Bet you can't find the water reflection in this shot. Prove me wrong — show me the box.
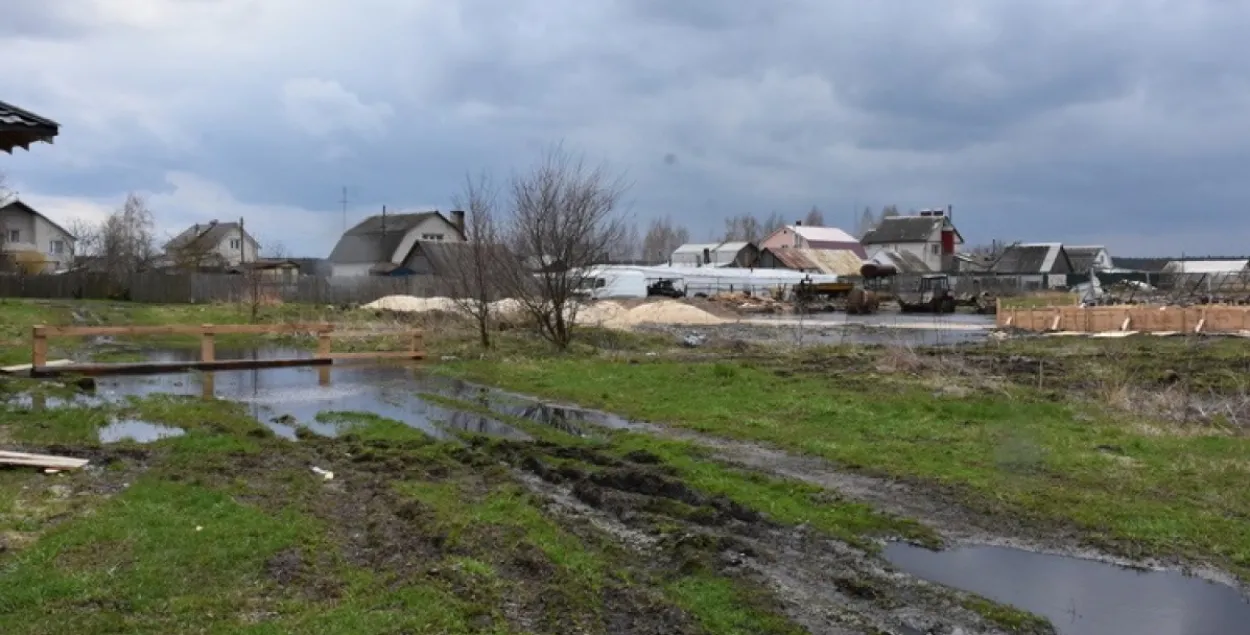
[99,420,185,444]
[885,543,1250,635]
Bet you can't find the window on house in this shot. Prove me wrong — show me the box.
[930,243,940,255]
[6,229,18,243]
[229,239,241,249]
[422,233,444,241]
[50,240,65,255]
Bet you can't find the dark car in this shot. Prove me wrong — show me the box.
[647,279,685,298]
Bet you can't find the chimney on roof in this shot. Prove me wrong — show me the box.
[450,210,465,236]
[795,220,803,226]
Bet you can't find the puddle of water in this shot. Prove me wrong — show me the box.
[85,347,528,441]
[885,543,1250,635]
[99,419,186,444]
[418,375,640,435]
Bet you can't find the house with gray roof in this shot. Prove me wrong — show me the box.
[859,211,963,272]
[0,100,59,154]
[0,199,76,272]
[1064,245,1113,273]
[989,242,1074,289]
[163,220,259,269]
[328,210,466,277]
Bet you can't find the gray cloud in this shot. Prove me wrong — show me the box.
[3,0,1250,256]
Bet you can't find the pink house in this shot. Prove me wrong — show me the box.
[758,224,867,259]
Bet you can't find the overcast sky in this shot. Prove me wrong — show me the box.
[3,0,1248,257]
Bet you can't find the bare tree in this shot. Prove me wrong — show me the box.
[64,218,101,266]
[610,219,641,262]
[0,172,10,270]
[857,206,876,238]
[263,241,290,259]
[499,144,628,350]
[724,212,786,242]
[804,206,825,227]
[641,216,690,263]
[100,193,156,278]
[447,172,503,349]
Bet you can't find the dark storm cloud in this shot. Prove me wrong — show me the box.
[6,0,1250,255]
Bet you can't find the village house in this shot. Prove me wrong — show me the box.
[328,210,466,277]
[163,220,260,269]
[669,241,758,268]
[1065,246,1114,273]
[859,210,962,272]
[0,199,76,273]
[989,242,1074,289]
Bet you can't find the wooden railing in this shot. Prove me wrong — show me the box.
[30,323,424,376]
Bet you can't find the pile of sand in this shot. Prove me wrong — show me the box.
[362,295,723,330]
[624,300,724,326]
[362,295,459,313]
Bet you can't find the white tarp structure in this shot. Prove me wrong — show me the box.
[579,264,839,298]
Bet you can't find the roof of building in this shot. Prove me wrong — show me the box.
[1162,259,1249,274]
[862,215,964,245]
[165,221,252,254]
[790,225,859,243]
[0,198,75,239]
[672,241,751,255]
[868,249,931,274]
[0,100,59,153]
[764,247,863,276]
[1064,246,1107,273]
[990,243,1071,274]
[1112,257,1171,273]
[328,211,458,264]
[402,240,524,278]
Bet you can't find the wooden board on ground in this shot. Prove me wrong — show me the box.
[1,359,73,375]
[0,450,89,470]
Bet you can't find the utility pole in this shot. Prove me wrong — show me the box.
[340,186,349,232]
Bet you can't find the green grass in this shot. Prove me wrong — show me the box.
[315,410,431,442]
[668,574,806,635]
[448,355,1250,575]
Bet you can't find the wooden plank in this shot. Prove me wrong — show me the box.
[317,333,332,359]
[31,357,333,378]
[1,359,73,374]
[326,330,424,339]
[0,451,89,469]
[37,323,334,337]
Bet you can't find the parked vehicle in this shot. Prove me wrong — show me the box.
[897,274,957,313]
[573,269,648,300]
[646,278,685,298]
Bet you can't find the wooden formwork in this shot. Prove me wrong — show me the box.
[995,301,1250,334]
[29,323,424,376]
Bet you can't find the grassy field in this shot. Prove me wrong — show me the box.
[449,337,1250,577]
[5,297,1248,632]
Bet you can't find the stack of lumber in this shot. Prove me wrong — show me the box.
[0,450,89,470]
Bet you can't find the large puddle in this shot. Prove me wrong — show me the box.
[885,543,1250,635]
[34,347,533,442]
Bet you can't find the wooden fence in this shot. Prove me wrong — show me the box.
[0,272,449,305]
[996,302,1250,334]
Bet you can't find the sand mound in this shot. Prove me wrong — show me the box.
[625,300,724,326]
[362,295,723,330]
[363,295,459,313]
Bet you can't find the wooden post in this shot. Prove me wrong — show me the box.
[317,332,332,359]
[201,372,215,399]
[318,366,331,386]
[200,325,215,362]
[410,330,421,356]
[31,326,47,370]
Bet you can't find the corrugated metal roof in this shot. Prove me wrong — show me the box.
[0,100,60,153]
[765,248,864,276]
[403,240,524,277]
[861,217,942,244]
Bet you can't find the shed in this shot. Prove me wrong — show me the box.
[670,241,758,267]
[758,247,863,276]
[989,243,1073,275]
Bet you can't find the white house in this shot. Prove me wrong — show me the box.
[0,198,76,272]
[859,211,963,272]
[328,210,466,277]
[163,220,260,269]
